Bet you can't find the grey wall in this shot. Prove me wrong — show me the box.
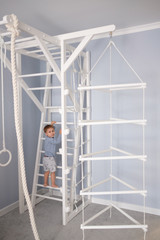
[86,28,160,210]
[0,65,18,209]
[0,55,41,209]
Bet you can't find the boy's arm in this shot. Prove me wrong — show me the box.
[55,134,61,144]
[54,129,62,144]
[51,121,61,144]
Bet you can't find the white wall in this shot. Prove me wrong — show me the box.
[86,28,160,211]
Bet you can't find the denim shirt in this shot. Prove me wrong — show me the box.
[44,134,61,157]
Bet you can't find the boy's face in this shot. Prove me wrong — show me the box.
[45,127,55,138]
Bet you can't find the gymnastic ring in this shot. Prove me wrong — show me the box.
[0,148,12,167]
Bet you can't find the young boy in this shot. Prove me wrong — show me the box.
[43,121,61,188]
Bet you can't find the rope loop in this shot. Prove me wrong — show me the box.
[0,148,12,167]
[0,36,6,68]
[0,32,12,167]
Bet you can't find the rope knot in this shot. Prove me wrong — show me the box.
[6,14,19,37]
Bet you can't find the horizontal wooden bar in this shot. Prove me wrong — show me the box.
[81,224,148,230]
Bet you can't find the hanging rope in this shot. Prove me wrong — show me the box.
[0,36,12,167]
[87,38,143,84]
[6,14,40,240]
[110,41,143,83]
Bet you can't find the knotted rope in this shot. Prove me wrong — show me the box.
[6,14,40,240]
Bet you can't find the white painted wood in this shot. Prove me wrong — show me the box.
[81,190,147,196]
[57,22,160,44]
[16,53,25,214]
[79,119,146,126]
[4,54,44,112]
[81,224,147,230]
[58,24,116,41]
[64,35,93,72]
[31,63,52,207]
[78,83,146,91]
[5,15,60,46]
[36,37,61,81]
[61,39,68,225]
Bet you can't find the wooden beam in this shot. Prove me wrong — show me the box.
[36,37,61,81]
[64,35,92,72]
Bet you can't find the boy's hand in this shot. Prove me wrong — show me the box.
[59,129,62,134]
[51,121,56,125]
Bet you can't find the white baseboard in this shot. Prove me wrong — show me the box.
[92,197,160,216]
[0,201,19,217]
[1,197,160,218]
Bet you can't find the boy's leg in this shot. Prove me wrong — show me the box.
[44,171,50,186]
[51,171,58,188]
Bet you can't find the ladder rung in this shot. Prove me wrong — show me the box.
[28,46,60,54]
[18,71,56,78]
[79,119,146,126]
[45,106,76,113]
[38,163,62,169]
[36,184,61,190]
[57,166,62,169]
[35,194,62,201]
[41,138,74,142]
[44,107,61,112]
[43,121,74,125]
[40,150,61,154]
[37,174,71,181]
[57,152,73,156]
[78,83,146,91]
[28,86,61,91]
[41,150,73,156]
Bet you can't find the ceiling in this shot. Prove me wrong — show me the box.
[1,0,160,36]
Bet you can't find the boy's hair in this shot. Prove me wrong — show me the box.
[43,124,55,133]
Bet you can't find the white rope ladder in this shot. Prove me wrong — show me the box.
[79,38,147,239]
